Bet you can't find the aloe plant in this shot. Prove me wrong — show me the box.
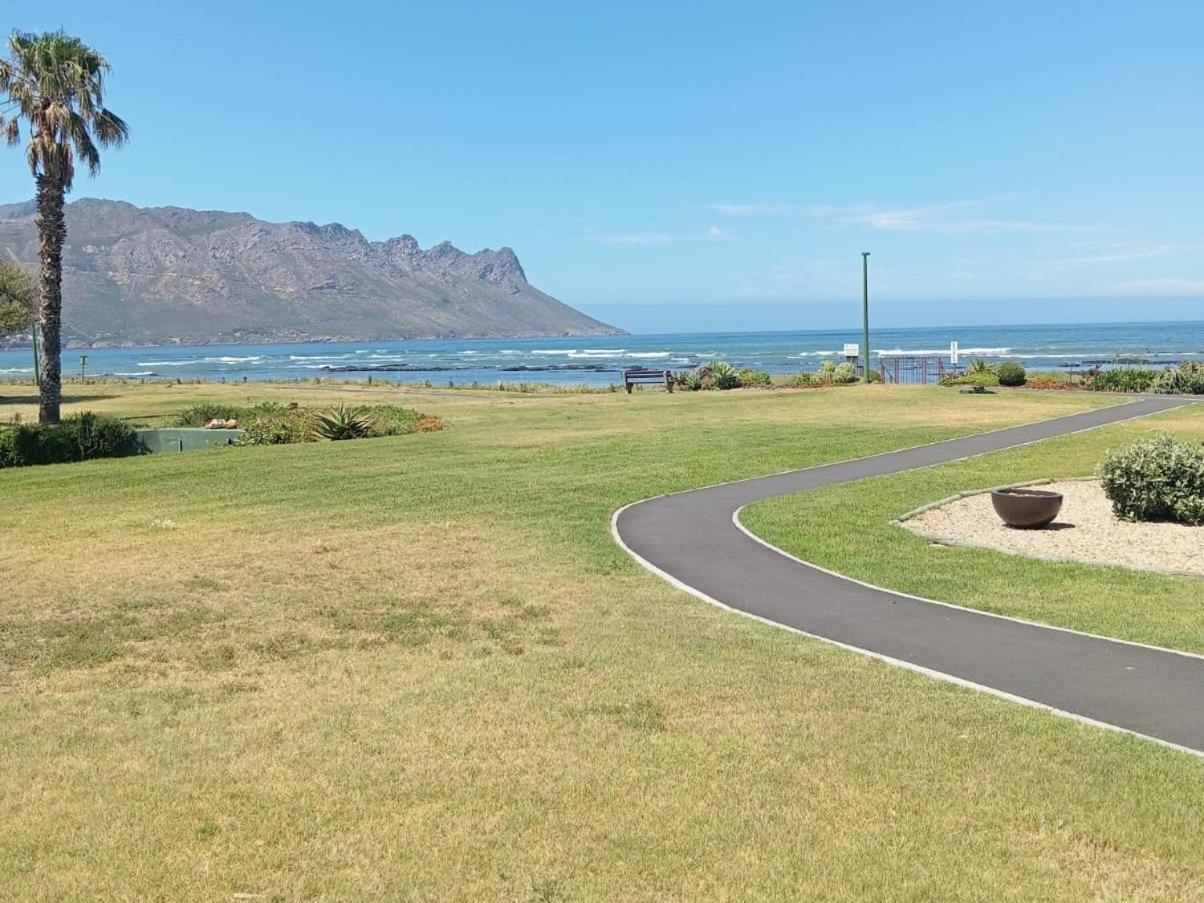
[709,361,740,389]
[311,404,375,441]
[967,358,995,375]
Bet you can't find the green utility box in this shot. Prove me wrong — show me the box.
[136,428,243,454]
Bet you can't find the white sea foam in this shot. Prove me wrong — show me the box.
[208,355,263,363]
[874,347,1011,356]
[0,366,32,373]
[113,371,157,377]
[628,352,672,358]
[139,360,200,367]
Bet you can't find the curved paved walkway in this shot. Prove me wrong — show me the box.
[613,397,1204,756]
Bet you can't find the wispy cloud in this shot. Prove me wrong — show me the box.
[1103,277,1204,297]
[592,232,674,246]
[706,198,1092,234]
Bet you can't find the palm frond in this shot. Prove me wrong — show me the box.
[0,29,126,187]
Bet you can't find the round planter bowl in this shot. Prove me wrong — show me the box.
[991,487,1063,529]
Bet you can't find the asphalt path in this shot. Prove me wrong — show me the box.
[613,397,1203,755]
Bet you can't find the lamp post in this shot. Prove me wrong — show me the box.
[861,252,871,383]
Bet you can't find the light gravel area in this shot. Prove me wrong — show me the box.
[902,479,1204,577]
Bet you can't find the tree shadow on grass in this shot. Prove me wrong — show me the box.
[0,393,113,406]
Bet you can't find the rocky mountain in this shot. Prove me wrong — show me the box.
[0,198,621,346]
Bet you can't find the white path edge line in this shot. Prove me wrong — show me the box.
[610,398,1204,759]
[732,512,1204,664]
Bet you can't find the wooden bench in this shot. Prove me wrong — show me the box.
[622,368,674,393]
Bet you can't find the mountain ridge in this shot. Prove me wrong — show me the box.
[0,198,622,347]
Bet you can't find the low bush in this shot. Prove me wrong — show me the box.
[940,372,1000,388]
[966,358,996,375]
[311,404,376,441]
[357,405,431,436]
[1151,361,1204,395]
[1090,368,1157,393]
[0,413,140,468]
[792,371,815,388]
[709,361,741,390]
[737,368,772,387]
[831,362,858,384]
[1024,370,1074,390]
[679,370,703,391]
[995,361,1026,387]
[236,408,313,446]
[1099,434,1204,525]
[175,403,252,427]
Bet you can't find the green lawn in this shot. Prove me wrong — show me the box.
[742,401,1204,654]
[2,382,1202,901]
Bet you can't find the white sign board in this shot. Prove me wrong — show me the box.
[842,343,860,358]
[950,341,959,365]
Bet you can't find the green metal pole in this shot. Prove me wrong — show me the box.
[861,252,871,383]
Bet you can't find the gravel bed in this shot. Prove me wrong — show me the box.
[901,479,1204,577]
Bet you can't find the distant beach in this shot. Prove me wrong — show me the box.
[2,321,1202,387]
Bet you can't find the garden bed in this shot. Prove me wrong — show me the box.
[899,479,1204,578]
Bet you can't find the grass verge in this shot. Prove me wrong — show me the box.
[742,402,1204,653]
[2,383,1202,900]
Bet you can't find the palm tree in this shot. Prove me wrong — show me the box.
[0,31,127,423]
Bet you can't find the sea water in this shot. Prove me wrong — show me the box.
[1,321,1201,387]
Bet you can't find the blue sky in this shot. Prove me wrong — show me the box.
[2,1,1203,332]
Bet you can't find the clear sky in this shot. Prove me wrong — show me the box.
[2,1,1202,332]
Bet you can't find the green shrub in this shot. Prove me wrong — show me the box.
[236,409,314,446]
[966,358,996,375]
[996,362,1026,387]
[940,373,1000,388]
[358,405,427,437]
[831,362,858,384]
[311,405,376,441]
[0,413,139,468]
[1150,361,1204,395]
[1098,434,1204,525]
[792,371,815,388]
[866,369,880,384]
[737,368,771,387]
[174,403,249,427]
[679,371,703,391]
[1090,368,1157,393]
[709,361,740,390]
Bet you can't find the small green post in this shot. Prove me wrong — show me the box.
[80,354,88,384]
[861,252,871,383]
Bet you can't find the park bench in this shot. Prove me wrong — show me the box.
[622,368,674,393]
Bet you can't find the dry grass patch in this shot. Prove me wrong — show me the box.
[3,383,1201,900]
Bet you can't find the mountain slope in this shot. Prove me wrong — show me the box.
[0,199,622,346]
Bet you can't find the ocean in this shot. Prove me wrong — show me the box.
[1,321,1202,387]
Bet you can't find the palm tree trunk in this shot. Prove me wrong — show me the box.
[35,175,65,425]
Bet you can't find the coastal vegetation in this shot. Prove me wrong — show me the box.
[1099,433,1204,525]
[0,31,128,423]
[0,260,34,336]
[0,398,441,466]
[3,382,1202,899]
[0,411,137,467]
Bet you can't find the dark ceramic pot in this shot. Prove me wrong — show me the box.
[990,487,1063,529]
